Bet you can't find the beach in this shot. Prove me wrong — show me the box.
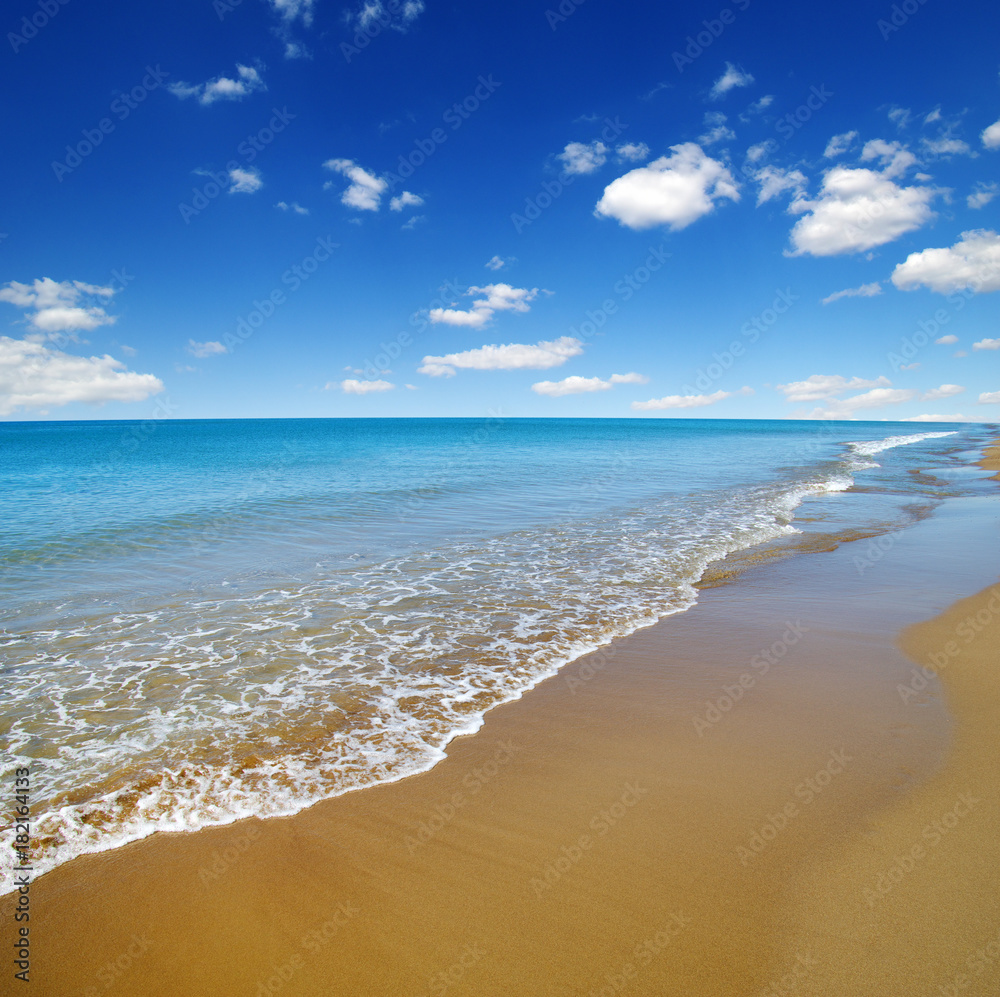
[3,436,998,996]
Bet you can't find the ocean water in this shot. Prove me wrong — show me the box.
[1,417,994,887]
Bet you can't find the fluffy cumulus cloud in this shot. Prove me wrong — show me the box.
[389,191,424,211]
[821,282,882,305]
[616,142,650,162]
[980,390,1000,403]
[891,230,1000,294]
[418,336,582,377]
[710,63,754,100]
[973,338,1000,350]
[594,143,739,231]
[348,0,425,32]
[981,117,1000,150]
[787,148,937,257]
[187,339,228,358]
[967,182,998,210]
[333,378,395,394]
[558,141,608,175]
[698,112,735,146]
[631,387,752,411]
[169,64,266,105]
[823,131,858,158]
[936,334,958,345]
[755,166,807,205]
[774,373,957,418]
[0,277,117,334]
[0,337,163,415]
[323,158,387,211]
[921,384,965,400]
[776,374,891,403]
[229,166,263,193]
[429,284,540,329]
[485,255,514,271]
[275,200,309,214]
[531,372,648,397]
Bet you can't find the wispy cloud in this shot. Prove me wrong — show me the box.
[169,64,266,105]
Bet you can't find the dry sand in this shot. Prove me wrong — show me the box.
[3,448,998,997]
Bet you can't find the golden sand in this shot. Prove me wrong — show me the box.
[2,447,997,997]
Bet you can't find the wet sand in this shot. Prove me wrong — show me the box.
[3,452,999,996]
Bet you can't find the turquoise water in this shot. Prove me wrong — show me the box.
[0,417,993,885]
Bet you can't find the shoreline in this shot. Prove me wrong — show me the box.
[3,445,997,994]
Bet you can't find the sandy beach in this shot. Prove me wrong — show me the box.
[3,445,999,997]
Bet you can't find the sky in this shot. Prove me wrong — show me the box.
[1,0,999,422]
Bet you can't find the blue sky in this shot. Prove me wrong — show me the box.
[1,0,999,421]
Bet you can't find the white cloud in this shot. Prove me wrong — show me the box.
[334,378,395,394]
[921,384,964,400]
[429,283,540,329]
[400,215,424,230]
[187,339,228,358]
[924,109,942,125]
[558,141,608,175]
[418,336,582,377]
[348,0,424,32]
[229,166,263,193]
[755,166,807,205]
[699,112,735,146]
[616,142,650,162]
[745,141,772,164]
[323,158,387,211]
[485,255,514,271]
[120,344,137,357]
[980,390,1000,403]
[776,374,891,403]
[821,282,882,305]
[859,139,917,178]
[531,372,648,397]
[631,387,752,411]
[981,118,1000,150]
[275,200,309,214]
[808,387,917,419]
[270,0,315,23]
[0,336,162,415]
[888,106,912,130]
[710,63,754,100]
[389,191,424,211]
[742,95,773,117]
[891,230,1000,294]
[968,182,998,209]
[824,131,858,158]
[973,338,1000,350]
[595,143,739,231]
[787,162,936,257]
[169,64,266,105]
[903,413,979,422]
[922,136,971,157]
[935,334,958,344]
[0,277,117,334]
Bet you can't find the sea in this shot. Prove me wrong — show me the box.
[1,417,996,889]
